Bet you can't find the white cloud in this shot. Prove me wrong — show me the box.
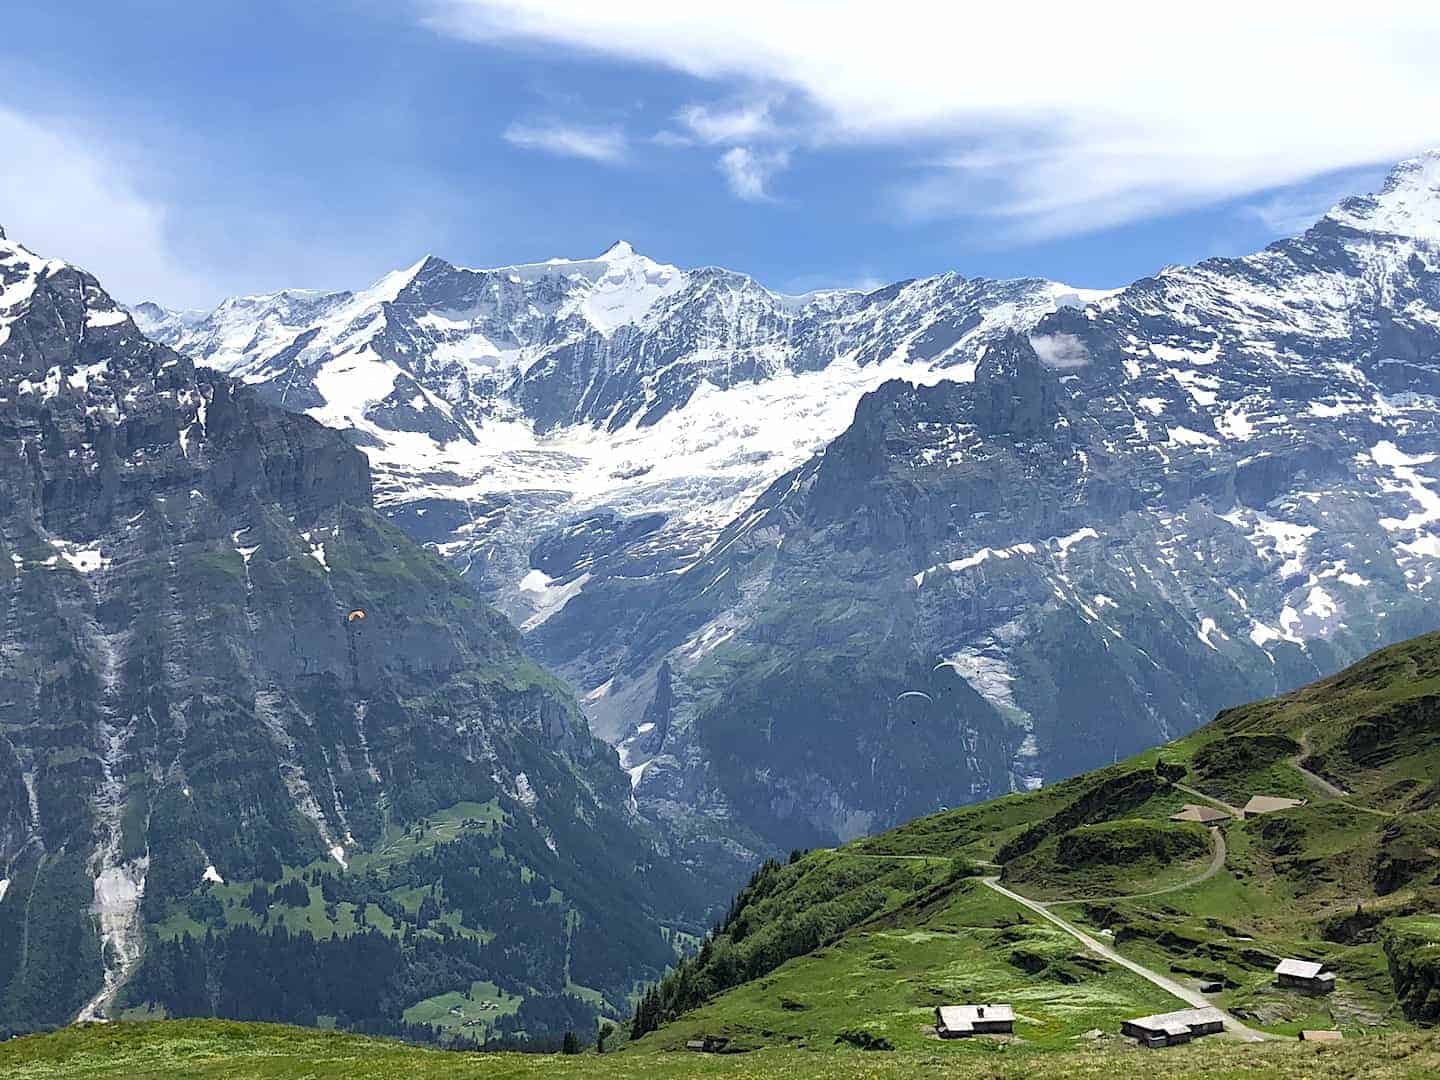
[719,146,789,201]
[503,120,628,163]
[421,1,1440,236]
[0,106,203,305]
[1029,333,1090,370]
[677,100,777,144]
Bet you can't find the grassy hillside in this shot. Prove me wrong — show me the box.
[3,635,1437,1076]
[1,1019,1438,1079]
[630,631,1440,1057]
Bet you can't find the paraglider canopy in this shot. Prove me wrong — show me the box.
[347,609,366,623]
[895,690,933,703]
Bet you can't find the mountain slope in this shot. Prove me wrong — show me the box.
[0,226,702,1039]
[531,151,1440,854]
[631,631,1440,1056]
[133,246,1101,637]
[133,243,1107,887]
[138,153,1440,884]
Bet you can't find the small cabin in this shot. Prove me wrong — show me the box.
[1169,803,1229,824]
[935,1003,1015,1038]
[1121,1006,1226,1048]
[684,1035,729,1053]
[1275,958,1335,994]
[1242,795,1306,818]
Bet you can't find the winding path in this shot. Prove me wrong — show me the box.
[1046,826,1228,906]
[982,867,1272,1043]
[831,833,1275,1040]
[1291,731,1393,817]
[1291,731,1350,798]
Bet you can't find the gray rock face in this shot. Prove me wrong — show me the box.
[132,248,1098,636]
[526,152,1440,855]
[0,233,700,1035]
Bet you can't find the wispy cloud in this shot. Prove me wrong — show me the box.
[503,120,628,164]
[677,99,777,144]
[422,1,1440,237]
[1239,167,1390,237]
[719,146,789,201]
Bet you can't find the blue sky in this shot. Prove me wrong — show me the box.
[3,1,1438,307]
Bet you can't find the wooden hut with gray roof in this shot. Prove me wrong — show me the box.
[1121,1006,1226,1048]
[1275,958,1335,994]
[934,1003,1014,1037]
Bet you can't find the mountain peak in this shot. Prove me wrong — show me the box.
[1323,148,1440,242]
[599,240,636,259]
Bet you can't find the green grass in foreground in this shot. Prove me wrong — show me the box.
[2,1020,1438,1079]
[643,878,1180,1053]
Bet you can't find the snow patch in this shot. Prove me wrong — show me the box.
[1401,533,1440,558]
[627,760,652,790]
[1054,527,1099,554]
[48,538,109,574]
[1136,396,1166,416]
[518,571,590,631]
[515,772,538,809]
[1216,407,1254,441]
[1166,425,1219,447]
[1197,617,1224,650]
[1249,621,1287,647]
[1373,441,1440,532]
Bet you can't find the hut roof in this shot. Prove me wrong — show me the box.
[1243,795,1306,815]
[1170,804,1229,823]
[1124,1006,1226,1034]
[937,1004,1015,1031]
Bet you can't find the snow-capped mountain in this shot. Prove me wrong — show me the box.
[530,150,1440,851]
[138,151,1440,864]
[134,244,1104,632]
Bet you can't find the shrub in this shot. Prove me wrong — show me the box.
[835,1028,893,1050]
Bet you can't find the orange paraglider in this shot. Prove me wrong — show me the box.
[347,609,366,623]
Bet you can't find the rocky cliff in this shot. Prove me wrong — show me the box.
[0,228,701,1038]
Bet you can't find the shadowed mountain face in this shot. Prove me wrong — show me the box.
[0,229,704,1037]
